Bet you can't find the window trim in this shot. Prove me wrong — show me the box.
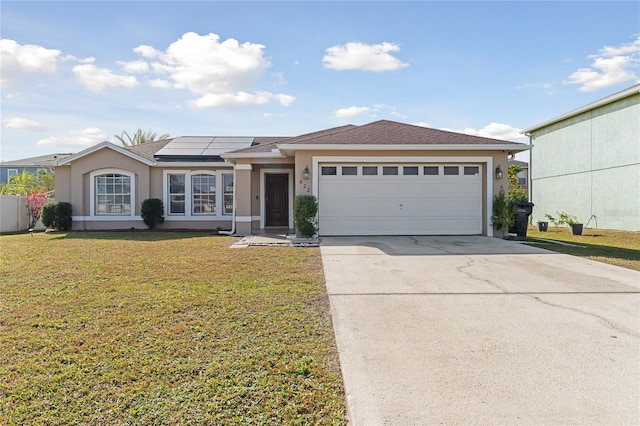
[89,169,136,218]
[7,169,19,179]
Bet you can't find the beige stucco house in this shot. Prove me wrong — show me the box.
[54,120,528,236]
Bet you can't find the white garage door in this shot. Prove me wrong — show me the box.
[318,164,483,236]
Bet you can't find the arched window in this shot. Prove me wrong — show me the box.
[94,173,132,215]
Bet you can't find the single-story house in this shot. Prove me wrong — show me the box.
[0,153,73,185]
[523,84,640,231]
[54,120,528,236]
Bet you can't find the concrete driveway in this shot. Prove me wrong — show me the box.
[320,236,640,425]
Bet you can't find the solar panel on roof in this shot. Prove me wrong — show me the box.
[155,136,255,159]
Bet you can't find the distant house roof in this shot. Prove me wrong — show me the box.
[1,153,74,167]
[523,83,640,134]
[508,159,529,168]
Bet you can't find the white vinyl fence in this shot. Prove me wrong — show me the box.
[0,195,46,233]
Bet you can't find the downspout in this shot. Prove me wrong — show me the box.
[219,166,237,236]
[526,132,533,212]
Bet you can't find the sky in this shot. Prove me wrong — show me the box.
[1,1,639,162]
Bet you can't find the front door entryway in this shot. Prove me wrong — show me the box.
[265,173,289,226]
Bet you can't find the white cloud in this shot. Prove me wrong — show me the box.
[4,117,44,130]
[273,93,295,106]
[36,127,107,148]
[335,106,371,119]
[133,45,158,59]
[149,78,172,89]
[443,123,525,141]
[0,39,61,86]
[412,121,431,128]
[133,32,293,109]
[190,91,295,108]
[323,42,409,72]
[72,64,139,92]
[566,36,640,92]
[118,59,149,73]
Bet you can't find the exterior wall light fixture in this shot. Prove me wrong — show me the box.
[495,165,503,180]
[302,166,310,180]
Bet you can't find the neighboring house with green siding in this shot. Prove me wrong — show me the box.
[523,84,640,231]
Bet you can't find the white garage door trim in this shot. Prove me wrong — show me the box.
[312,156,494,237]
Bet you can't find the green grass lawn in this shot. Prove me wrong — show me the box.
[0,232,346,425]
[525,227,640,271]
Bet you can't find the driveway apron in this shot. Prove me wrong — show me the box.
[320,236,640,425]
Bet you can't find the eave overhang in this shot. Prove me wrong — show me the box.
[220,150,287,165]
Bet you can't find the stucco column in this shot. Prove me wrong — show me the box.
[234,164,253,235]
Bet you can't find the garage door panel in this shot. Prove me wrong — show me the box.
[321,217,482,236]
[319,163,483,236]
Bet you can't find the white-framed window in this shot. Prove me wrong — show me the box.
[7,169,18,179]
[192,174,216,215]
[518,171,527,186]
[168,173,186,215]
[94,173,132,215]
[222,174,234,215]
[163,170,233,219]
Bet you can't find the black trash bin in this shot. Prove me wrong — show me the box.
[513,202,534,237]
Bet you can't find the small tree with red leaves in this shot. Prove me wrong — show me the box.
[26,189,50,230]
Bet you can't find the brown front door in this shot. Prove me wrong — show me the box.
[265,173,289,226]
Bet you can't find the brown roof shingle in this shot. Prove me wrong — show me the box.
[281,120,525,146]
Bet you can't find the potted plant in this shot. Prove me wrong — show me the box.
[544,213,559,231]
[536,220,549,232]
[557,212,583,235]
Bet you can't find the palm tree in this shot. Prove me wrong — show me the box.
[115,128,170,146]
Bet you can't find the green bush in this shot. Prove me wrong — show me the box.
[41,203,55,228]
[41,202,72,231]
[491,189,513,236]
[141,198,165,229]
[294,195,318,238]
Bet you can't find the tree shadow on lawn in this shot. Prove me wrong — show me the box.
[48,230,235,242]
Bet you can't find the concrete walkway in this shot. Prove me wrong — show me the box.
[320,236,640,425]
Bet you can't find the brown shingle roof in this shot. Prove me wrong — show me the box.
[124,139,172,160]
[281,120,525,146]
